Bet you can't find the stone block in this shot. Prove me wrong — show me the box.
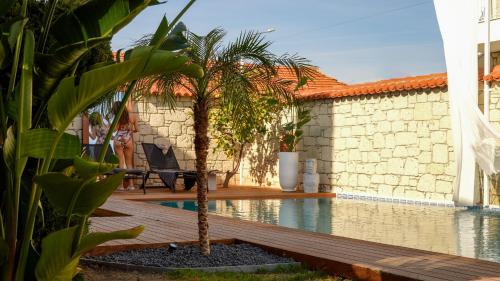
[439,116,451,129]
[359,137,371,152]
[149,114,164,126]
[367,152,380,162]
[372,175,385,184]
[385,175,399,185]
[430,131,447,144]
[435,180,452,193]
[345,138,360,149]
[392,121,405,132]
[403,158,419,176]
[377,121,392,132]
[401,109,414,120]
[432,102,448,116]
[432,144,449,163]
[385,134,396,148]
[340,127,351,137]
[376,162,387,174]
[372,133,384,148]
[358,174,371,187]
[419,138,432,151]
[427,163,444,175]
[378,184,394,196]
[393,146,408,157]
[352,126,365,136]
[417,174,435,192]
[418,152,432,163]
[414,103,432,120]
[349,149,361,161]
[387,110,401,120]
[395,132,417,145]
[387,158,404,174]
[405,190,425,199]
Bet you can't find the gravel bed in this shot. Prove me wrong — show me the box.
[86,243,294,268]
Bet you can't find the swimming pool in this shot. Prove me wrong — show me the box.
[158,198,500,263]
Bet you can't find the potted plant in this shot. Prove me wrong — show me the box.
[279,104,311,191]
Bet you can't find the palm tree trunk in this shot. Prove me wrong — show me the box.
[193,99,210,255]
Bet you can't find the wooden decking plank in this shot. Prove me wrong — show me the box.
[87,189,500,281]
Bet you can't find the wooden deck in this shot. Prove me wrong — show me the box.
[91,188,500,281]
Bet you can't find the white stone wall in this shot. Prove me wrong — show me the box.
[241,89,457,202]
[133,96,236,185]
[488,83,500,205]
[328,90,455,202]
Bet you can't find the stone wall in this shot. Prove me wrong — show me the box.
[488,83,500,205]
[327,89,455,203]
[133,96,236,185]
[241,89,457,203]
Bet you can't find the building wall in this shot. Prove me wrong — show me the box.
[327,89,455,203]
[240,89,457,203]
[488,83,500,205]
[133,96,236,185]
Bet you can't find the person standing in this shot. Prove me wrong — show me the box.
[112,101,139,191]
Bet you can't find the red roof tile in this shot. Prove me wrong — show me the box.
[484,65,500,82]
[299,73,448,101]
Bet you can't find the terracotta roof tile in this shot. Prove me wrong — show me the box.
[484,65,500,82]
[298,73,448,101]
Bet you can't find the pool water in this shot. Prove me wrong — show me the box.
[159,198,500,263]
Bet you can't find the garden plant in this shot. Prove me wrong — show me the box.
[0,1,201,280]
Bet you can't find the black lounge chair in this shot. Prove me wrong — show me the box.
[141,143,197,192]
[83,144,147,194]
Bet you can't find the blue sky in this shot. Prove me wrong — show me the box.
[112,0,445,84]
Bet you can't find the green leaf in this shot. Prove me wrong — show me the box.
[0,237,8,265]
[35,227,80,281]
[150,16,169,46]
[37,37,111,98]
[75,226,144,256]
[73,172,125,215]
[73,156,116,179]
[48,49,201,132]
[34,173,83,215]
[51,0,157,47]
[8,19,27,50]
[22,129,80,159]
[35,172,125,216]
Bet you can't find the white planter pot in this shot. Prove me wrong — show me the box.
[278,152,299,192]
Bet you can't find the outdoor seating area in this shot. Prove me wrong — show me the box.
[2,1,500,281]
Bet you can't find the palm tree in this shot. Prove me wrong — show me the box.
[142,28,312,255]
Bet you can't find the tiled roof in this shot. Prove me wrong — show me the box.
[145,66,345,97]
[299,73,448,101]
[484,65,500,82]
[275,66,347,95]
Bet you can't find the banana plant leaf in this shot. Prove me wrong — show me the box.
[74,226,144,256]
[34,172,125,216]
[21,129,80,159]
[35,225,143,281]
[37,0,161,98]
[47,49,202,132]
[73,157,115,179]
[34,227,79,281]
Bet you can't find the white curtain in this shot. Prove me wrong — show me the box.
[434,0,500,206]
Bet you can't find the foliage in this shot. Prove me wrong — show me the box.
[143,27,312,255]
[211,93,282,187]
[0,1,201,280]
[280,103,312,152]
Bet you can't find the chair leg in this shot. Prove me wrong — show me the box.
[141,174,147,195]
